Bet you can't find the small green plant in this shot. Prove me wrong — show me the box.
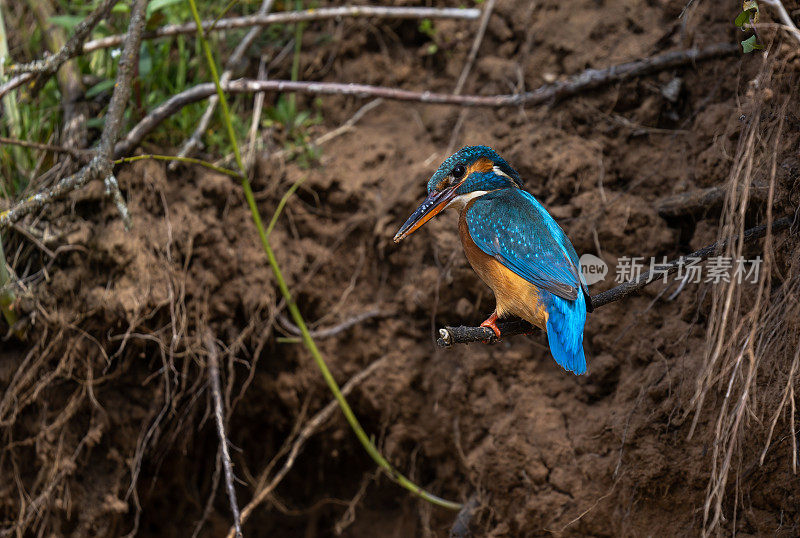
[265,0,323,167]
[265,94,321,167]
[0,236,17,331]
[735,1,763,53]
[418,18,438,55]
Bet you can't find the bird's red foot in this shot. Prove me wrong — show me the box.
[480,311,502,342]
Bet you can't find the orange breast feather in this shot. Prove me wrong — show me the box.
[458,208,548,330]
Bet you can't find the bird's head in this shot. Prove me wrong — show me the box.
[393,145,521,242]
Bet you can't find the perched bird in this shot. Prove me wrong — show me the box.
[393,146,592,375]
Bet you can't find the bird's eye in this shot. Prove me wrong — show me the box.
[451,164,467,180]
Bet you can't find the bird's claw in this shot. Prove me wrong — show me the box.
[480,311,502,343]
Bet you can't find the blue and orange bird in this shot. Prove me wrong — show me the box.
[393,146,592,375]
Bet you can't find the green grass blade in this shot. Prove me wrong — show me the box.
[0,235,18,329]
[185,0,461,511]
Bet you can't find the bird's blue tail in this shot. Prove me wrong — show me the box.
[545,292,587,375]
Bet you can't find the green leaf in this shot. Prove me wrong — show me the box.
[139,46,153,78]
[734,10,751,28]
[147,0,184,18]
[741,35,763,53]
[85,79,116,98]
[47,15,85,30]
[86,117,105,129]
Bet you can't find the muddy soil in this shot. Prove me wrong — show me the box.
[2,1,800,537]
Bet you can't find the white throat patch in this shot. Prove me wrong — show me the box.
[446,190,489,211]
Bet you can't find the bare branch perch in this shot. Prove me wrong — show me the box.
[82,6,482,53]
[114,44,738,157]
[206,332,243,538]
[437,216,794,347]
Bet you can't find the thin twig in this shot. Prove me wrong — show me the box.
[449,494,480,538]
[0,136,93,161]
[657,183,770,220]
[205,332,243,538]
[171,0,276,167]
[277,308,385,339]
[113,154,240,178]
[312,97,384,146]
[437,216,793,346]
[227,358,387,538]
[82,6,481,54]
[454,0,494,95]
[761,0,800,47]
[114,43,738,158]
[447,0,496,154]
[4,0,117,96]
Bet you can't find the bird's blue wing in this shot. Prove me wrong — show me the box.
[466,188,588,374]
[465,189,581,301]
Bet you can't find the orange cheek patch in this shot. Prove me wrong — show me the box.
[467,157,494,175]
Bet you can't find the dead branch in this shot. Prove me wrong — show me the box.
[437,216,793,347]
[228,357,387,538]
[205,332,243,538]
[449,494,480,538]
[82,6,482,53]
[761,0,800,47]
[0,0,147,230]
[0,44,739,228]
[114,43,738,158]
[657,183,770,220]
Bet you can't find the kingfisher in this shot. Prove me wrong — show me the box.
[393,146,591,375]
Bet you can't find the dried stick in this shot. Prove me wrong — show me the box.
[437,216,793,347]
[446,0,496,154]
[0,0,146,229]
[0,136,93,161]
[114,43,738,157]
[171,0,276,167]
[4,0,117,96]
[227,357,387,538]
[82,6,482,54]
[277,308,385,339]
[657,183,770,220]
[205,332,243,538]
[761,0,800,47]
[449,494,480,538]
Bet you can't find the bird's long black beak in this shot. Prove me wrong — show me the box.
[393,186,459,243]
